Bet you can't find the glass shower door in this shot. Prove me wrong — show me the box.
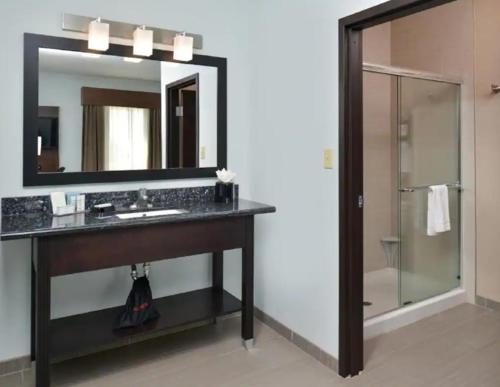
[399,77,461,305]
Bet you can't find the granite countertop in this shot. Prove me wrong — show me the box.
[0,199,276,241]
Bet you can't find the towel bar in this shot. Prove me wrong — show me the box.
[399,183,462,193]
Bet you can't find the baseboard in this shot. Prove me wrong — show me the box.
[254,307,338,372]
[0,355,31,377]
[476,295,500,311]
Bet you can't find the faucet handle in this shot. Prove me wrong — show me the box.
[138,188,148,199]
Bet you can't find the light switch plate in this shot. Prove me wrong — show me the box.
[323,148,334,169]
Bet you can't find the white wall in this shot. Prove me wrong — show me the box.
[0,0,252,362]
[39,71,161,172]
[160,63,218,168]
[248,0,387,358]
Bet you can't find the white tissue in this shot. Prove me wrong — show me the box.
[50,192,67,215]
[216,168,236,184]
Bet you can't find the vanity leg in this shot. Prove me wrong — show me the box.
[31,239,36,362]
[241,216,254,348]
[36,241,51,387]
[31,259,36,361]
[213,252,224,325]
[212,252,224,292]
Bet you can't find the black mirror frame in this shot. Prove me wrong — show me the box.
[23,33,227,186]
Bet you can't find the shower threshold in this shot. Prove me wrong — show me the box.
[364,288,466,339]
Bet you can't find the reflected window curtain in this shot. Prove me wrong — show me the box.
[104,106,149,171]
[149,108,162,169]
[82,105,105,172]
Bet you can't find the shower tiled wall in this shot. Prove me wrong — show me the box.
[362,24,399,273]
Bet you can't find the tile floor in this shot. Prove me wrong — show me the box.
[1,303,500,386]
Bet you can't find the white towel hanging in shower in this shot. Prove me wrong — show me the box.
[427,185,451,236]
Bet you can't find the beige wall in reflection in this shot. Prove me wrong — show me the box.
[362,24,398,273]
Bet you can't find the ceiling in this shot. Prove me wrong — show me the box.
[39,48,161,82]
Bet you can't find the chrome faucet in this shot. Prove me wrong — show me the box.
[134,188,150,209]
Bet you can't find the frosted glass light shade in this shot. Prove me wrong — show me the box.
[88,18,109,51]
[133,27,153,56]
[173,33,193,61]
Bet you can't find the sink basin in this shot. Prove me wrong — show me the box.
[115,209,186,220]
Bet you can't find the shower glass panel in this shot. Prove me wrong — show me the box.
[362,68,461,320]
[399,77,461,305]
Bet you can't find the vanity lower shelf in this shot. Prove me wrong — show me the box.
[49,288,241,359]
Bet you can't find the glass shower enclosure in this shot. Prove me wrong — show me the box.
[363,67,461,319]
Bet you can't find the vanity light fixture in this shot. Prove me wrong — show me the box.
[62,14,203,56]
[88,17,109,51]
[173,32,194,61]
[133,25,153,56]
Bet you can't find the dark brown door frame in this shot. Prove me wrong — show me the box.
[166,73,200,168]
[338,0,457,378]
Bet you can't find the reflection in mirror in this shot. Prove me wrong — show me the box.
[37,48,217,173]
[166,73,199,168]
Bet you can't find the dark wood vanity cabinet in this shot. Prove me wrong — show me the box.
[30,215,256,387]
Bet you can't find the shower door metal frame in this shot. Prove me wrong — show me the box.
[338,0,458,378]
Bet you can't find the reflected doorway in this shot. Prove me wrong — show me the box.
[166,73,199,168]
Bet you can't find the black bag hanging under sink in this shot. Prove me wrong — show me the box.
[114,263,160,330]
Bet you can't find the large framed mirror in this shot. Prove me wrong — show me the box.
[23,33,226,186]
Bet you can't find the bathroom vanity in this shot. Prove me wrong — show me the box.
[1,194,275,387]
[9,29,274,386]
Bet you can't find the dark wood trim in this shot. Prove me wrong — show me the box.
[23,33,227,186]
[46,217,246,277]
[338,25,364,378]
[340,0,457,29]
[212,252,224,292]
[338,0,458,378]
[165,73,199,92]
[241,216,254,341]
[166,73,200,168]
[38,106,59,118]
[35,238,50,387]
[81,87,161,109]
[30,239,36,362]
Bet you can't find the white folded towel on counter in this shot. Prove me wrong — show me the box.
[427,185,451,236]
